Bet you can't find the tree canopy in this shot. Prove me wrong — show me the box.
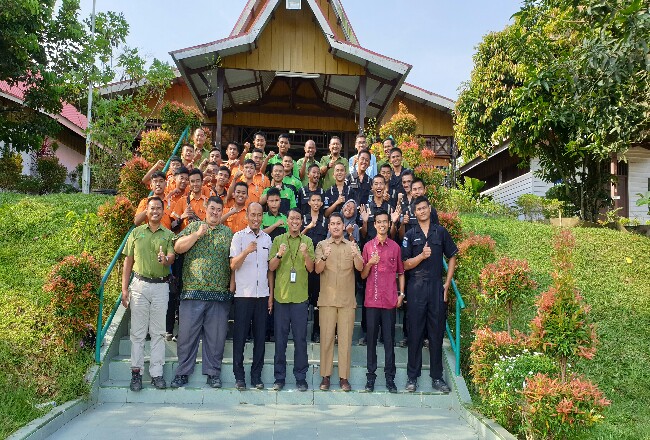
[455,0,649,221]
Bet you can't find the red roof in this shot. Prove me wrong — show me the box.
[0,81,87,131]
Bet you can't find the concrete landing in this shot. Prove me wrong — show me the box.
[45,402,479,440]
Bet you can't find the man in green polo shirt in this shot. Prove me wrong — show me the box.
[320,136,349,190]
[122,196,176,392]
[260,163,297,216]
[268,208,315,391]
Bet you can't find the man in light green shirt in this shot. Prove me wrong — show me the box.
[268,209,315,391]
[319,136,349,190]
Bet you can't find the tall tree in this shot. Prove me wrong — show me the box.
[455,0,649,221]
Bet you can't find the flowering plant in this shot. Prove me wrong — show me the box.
[379,102,418,145]
[479,257,537,334]
[118,156,150,206]
[97,196,135,255]
[160,100,203,138]
[437,211,464,243]
[522,373,610,439]
[44,253,101,341]
[139,128,174,164]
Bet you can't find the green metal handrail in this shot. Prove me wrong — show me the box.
[443,256,465,376]
[94,126,190,363]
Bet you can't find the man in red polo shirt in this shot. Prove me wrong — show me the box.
[360,209,405,393]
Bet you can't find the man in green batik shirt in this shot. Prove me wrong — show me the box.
[319,136,349,190]
[170,196,234,389]
[122,196,176,392]
[268,208,315,391]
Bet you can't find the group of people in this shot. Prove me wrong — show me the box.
[122,129,458,394]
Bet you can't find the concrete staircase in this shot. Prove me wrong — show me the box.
[99,308,457,408]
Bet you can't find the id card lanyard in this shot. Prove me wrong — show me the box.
[287,236,301,283]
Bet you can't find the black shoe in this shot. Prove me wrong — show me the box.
[398,338,408,348]
[207,375,222,388]
[364,379,375,392]
[386,378,397,393]
[405,378,417,392]
[130,370,142,392]
[170,375,188,388]
[423,339,429,349]
[378,335,384,345]
[273,381,284,391]
[150,376,166,390]
[296,380,309,392]
[311,334,320,343]
[432,378,451,394]
[358,336,366,346]
[235,380,247,391]
[252,378,264,390]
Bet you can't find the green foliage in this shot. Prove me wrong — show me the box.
[138,128,174,165]
[461,176,485,198]
[480,257,537,334]
[43,253,101,339]
[522,373,611,440]
[97,196,135,258]
[636,191,650,214]
[437,211,464,242]
[0,148,23,189]
[517,194,545,221]
[455,0,649,221]
[117,156,150,206]
[484,352,558,433]
[545,184,580,217]
[379,102,418,145]
[159,101,203,138]
[441,188,517,217]
[0,194,111,437]
[36,156,67,193]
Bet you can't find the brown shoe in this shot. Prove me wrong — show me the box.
[320,376,331,391]
[339,378,352,392]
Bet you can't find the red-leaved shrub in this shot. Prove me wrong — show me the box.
[118,157,150,206]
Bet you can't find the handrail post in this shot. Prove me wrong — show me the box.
[456,296,461,376]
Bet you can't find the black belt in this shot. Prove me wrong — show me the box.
[134,273,169,283]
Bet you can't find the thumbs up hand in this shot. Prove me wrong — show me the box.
[421,242,432,259]
[157,245,165,263]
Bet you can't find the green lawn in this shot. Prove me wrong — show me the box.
[0,193,111,438]
[460,214,650,440]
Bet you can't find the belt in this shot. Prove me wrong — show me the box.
[133,273,169,283]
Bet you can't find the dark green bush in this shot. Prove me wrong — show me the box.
[36,156,67,193]
[0,150,22,189]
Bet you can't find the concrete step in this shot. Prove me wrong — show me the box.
[108,360,430,388]
[118,338,417,364]
[98,380,451,408]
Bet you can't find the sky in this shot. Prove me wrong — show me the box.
[78,0,523,101]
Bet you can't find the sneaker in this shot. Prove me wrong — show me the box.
[432,378,451,394]
[130,370,142,392]
[296,380,309,392]
[252,378,264,390]
[170,375,188,388]
[386,378,398,393]
[319,376,330,391]
[405,378,417,392]
[364,379,375,392]
[235,380,247,391]
[172,334,178,342]
[150,376,166,390]
[207,375,222,388]
[165,333,173,341]
[273,381,284,391]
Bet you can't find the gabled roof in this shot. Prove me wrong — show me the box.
[170,0,413,120]
[0,81,87,137]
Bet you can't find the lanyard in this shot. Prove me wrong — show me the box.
[286,235,302,270]
[372,238,379,302]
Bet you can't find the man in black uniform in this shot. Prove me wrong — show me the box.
[401,196,458,393]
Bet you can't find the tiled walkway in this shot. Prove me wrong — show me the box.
[46,402,479,439]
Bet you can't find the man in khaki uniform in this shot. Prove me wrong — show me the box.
[315,212,363,391]
[122,196,176,392]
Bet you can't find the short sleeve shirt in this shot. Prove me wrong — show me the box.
[262,212,287,241]
[136,197,173,230]
[401,221,458,282]
[314,238,358,308]
[303,213,328,246]
[177,221,233,300]
[296,158,319,186]
[345,171,372,207]
[269,233,315,303]
[230,227,272,298]
[323,184,352,212]
[223,200,248,233]
[319,155,349,190]
[363,237,404,309]
[123,224,175,278]
[262,184,297,216]
[297,185,324,216]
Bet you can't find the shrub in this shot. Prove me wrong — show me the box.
[456,234,497,295]
[530,229,597,380]
[36,156,68,193]
[97,196,135,256]
[522,373,610,440]
[398,139,426,168]
[379,102,418,145]
[469,327,530,396]
[546,184,579,217]
[438,211,463,242]
[517,193,545,221]
[138,128,174,164]
[14,175,43,194]
[43,253,101,341]
[117,157,150,206]
[441,189,516,217]
[0,149,23,189]
[484,352,558,433]
[479,257,537,334]
[159,100,203,138]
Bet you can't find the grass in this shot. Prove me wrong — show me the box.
[459,214,650,440]
[0,193,111,438]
